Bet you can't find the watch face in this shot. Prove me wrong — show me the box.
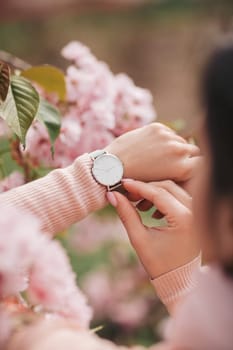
[92,154,124,186]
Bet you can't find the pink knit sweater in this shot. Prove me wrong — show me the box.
[1,154,233,349]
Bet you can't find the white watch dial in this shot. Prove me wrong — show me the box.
[92,154,124,186]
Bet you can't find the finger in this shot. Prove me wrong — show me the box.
[125,191,142,202]
[151,180,192,209]
[173,135,188,144]
[181,156,202,181]
[180,179,193,195]
[173,142,200,157]
[185,143,200,156]
[179,156,203,194]
[163,126,187,143]
[152,210,164,219]
[163,130,188,144]
[108,192,147,247]
[123,180,189,220]
[157,123,177,134]
[136,199,153,211]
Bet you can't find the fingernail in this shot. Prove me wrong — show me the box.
[106,192,117,207]
[122,178,134,182]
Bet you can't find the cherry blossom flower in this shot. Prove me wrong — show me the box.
[0,205,92,327]
[61,41,97,69]
[113,73,156,136]
[0,171,25,193]
[24,122,54,167]
[75,123,114,156]
[0,206,42,297]
[28,239,92,328]
[24,41,156,168]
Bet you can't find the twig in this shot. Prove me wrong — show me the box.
[0,51,31,71]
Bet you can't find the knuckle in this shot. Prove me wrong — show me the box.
[173,143,187,155]
[147,123,159,133]
[189,145,200,156]
[166,140,176,151]
[147,123,164,134]
[152,122,161,129]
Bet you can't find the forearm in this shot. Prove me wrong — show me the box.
[151,254,201,314]
[0,154,107,235]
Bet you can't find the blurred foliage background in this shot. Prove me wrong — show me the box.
[1,0,233,347]
[1,0,233,131]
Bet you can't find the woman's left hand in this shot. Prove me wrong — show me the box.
[105,123,200,183]
[107,180,200,279]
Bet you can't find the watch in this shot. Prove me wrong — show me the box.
[90,150,124,191]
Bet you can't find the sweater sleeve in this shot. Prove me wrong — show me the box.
[151,254,201,314]
[0,154,107,235]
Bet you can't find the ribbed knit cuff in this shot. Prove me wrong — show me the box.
[151,254,201,309]
[70,153,107,207]
[0,153,108,236]
[55,153,108,223]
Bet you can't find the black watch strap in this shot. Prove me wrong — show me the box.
[108,182,127,194]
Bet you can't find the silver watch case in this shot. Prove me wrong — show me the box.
[90,151,124,190]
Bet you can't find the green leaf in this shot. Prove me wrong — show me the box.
[36,98,61,152]
[0,138,21,179]
[21,65,66,101]
[0,76,39,145]
[0,61,10,104]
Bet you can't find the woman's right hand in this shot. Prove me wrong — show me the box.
[107,180,200,279]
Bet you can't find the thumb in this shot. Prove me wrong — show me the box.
[106,192,146,247]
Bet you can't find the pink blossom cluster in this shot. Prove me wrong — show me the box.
[24,41,156,168]
[82,266,150,329]
[0,171,24,193]
[0,205,92,332]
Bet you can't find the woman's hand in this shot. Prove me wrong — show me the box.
[107,180,200,279]
[105,123,200,182]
